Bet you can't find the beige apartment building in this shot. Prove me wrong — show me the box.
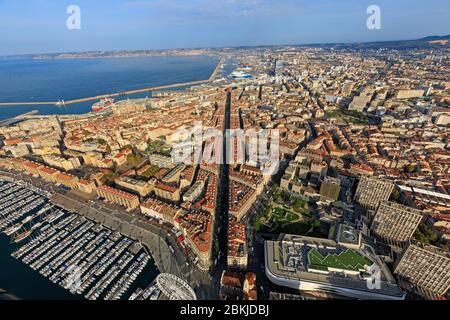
[354,176,395,212]
[227,217,248,270]
[54,172,79,189]
[38,166,58,183]
[140,198,180,225]
[96,185,140,210]
[319,176,341,202]
[77,179,97,194]
[371,201,423,247]
[154,182,181,203]
[394,243,450,299]
[115,176,155,197]
[395,89,425,100]
[112,99,146,115]
[43,155,81,171]
[149,153,174,169]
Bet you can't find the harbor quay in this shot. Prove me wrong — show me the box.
[50,193,217,300]
[51,193,187,277]
[0,178,155,300]
[0,172,217,300]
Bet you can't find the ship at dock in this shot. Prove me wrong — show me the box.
[12,230,33,243]
[92,98,115,112]
[230,70,252,79]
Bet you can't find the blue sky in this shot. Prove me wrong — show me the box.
[0,0,449,55]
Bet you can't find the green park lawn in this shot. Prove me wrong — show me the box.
[271,208,298,223]
[274,190,311,216]
[308,248,373,271]
[253,186,319,236]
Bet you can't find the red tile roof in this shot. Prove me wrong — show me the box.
[155,182,178,193]
[97,185,138,200]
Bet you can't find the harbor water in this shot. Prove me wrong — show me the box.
[0,180,160,300]
[0,55,221,120]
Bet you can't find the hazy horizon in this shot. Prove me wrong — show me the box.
[0,0,449,56]
[1,32,449,58]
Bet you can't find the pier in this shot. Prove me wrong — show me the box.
[0,58,225,107]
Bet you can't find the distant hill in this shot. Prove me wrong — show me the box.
[2,34,449,59]
[303,35,450,50]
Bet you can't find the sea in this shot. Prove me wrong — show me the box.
[0,55,227,120]
[0,55,232,299]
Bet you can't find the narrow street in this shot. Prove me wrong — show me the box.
[211,89,231,296]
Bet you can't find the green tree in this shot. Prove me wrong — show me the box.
[311,220,321,229]
[293,198,305,213]
[104,170,118,183]
[112,161,118,172]
[390,188,401,201]
[127,153,143,166]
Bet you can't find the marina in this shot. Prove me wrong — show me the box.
[0,179,160,300]
[129,282,161,301]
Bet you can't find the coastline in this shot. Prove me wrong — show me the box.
[31,53,217,60]
[0,56,224,108]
